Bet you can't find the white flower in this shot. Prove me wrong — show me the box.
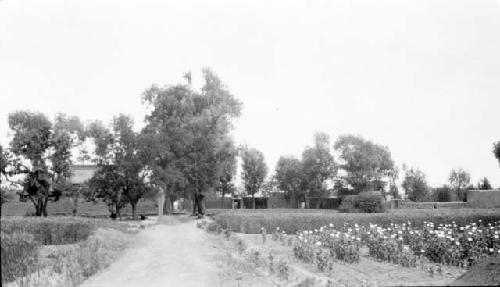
[330,223,334,228]
[277,227,280,230]
[468,238,473,241]
[455,241,460,245]
[316,241,322,246]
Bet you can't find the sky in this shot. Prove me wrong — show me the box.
[0,0,499,188]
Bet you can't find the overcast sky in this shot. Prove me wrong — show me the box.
[1,0,499,188]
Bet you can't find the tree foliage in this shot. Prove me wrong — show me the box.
[86,115,150,219]
[478,177,492,190]
[402,165,429,202]
[141,68,241,215]
[334,135,395,193]
[7,111,84,216]
[494,141,500,166]
[275,156,304,207]
[448,168,471,202]
[301,132,336,201]
[240,146,268,209]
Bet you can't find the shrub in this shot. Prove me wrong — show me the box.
[1,231,39,284]
[338,195,359,213]
[338,193,386,213]
[357,192,386,213]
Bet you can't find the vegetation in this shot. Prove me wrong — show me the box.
[301,132,336,203]
[292,218,500,271]
[140,69,241,216]
[478,177,493,190]
[402,165,429,202]
[275,156,303,207]
[86,115,151,220]
[0,216,131,285]
[338,192,386,213]
[4,112,85,216]
[449,168,471,202]
[214,208,500,234]
[240,146,268,209]
[334,135,395,194]
[494,141,500,166]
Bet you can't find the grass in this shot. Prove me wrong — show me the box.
[213,208,500,234]
[0,216,133,285]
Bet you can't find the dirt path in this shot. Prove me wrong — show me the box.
[82,217,221,287]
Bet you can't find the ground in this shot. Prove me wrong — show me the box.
[77,215,472,287]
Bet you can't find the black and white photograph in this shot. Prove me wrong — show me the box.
[1,0,500,286]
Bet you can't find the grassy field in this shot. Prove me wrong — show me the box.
[213,208,500,234]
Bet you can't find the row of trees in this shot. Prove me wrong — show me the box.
[273,133,396,208]
[0,69,242,217]
[402,138,500,202]
[272,136,500,206]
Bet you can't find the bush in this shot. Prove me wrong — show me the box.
[338,192,386,213]
[357,192,386,213]
[1,231,39,283]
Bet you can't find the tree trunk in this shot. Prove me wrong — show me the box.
[315,198,321,209]
[71,195,78,216]
[252,194,255,209]
[131,203,136,220]
[193,192,205,216]
[164,195,171,215]
[42,197,48,216]
[157,188,165,216]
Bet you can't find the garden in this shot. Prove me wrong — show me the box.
[203,208,500,286]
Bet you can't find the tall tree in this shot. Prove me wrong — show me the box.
[402,165,429,202]
[141,68,241,216]
[275,156,304,207]
[240,146,268,209]
[86,115,150,219]
[494,141,500,166]
[448,168,471,202]
[7,111,83,216]
[301,132,336,207]
[334,134,395,193]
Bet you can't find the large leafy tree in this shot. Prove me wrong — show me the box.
[141,68,241,216]
[448,168,471,202]
[301,132,336,206]
[7,111,84,216]
[240,146,268,209]
[275,156,304,207]
[402,165,429,202]
[86,115,150,219]
[334,134,395,194]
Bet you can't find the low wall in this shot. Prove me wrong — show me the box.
[467,190,500,208]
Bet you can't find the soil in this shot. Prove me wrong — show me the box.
[452,255,500,286]
[80,216,474,287]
